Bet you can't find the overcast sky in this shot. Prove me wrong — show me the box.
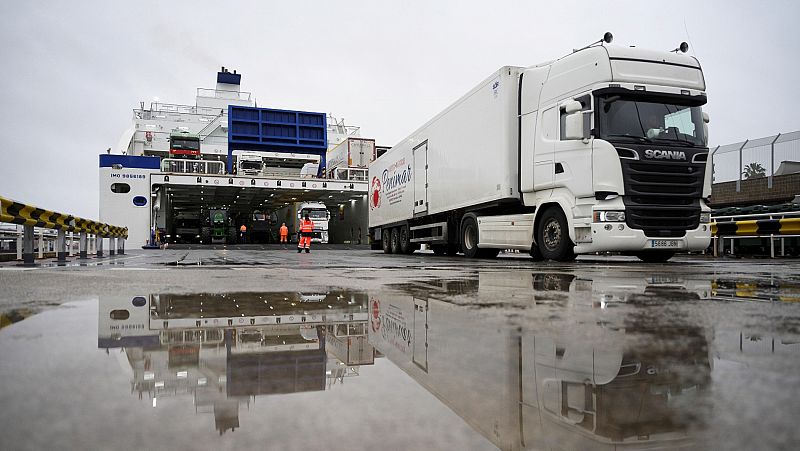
[1,0,798,218]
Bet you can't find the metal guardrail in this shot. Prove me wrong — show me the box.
[710,216,800,258]
[0,196,128,265]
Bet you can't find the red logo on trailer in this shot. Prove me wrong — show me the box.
[370,298,381,332]
[370,176,381,209]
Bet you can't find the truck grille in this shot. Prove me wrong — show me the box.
[620,158,704,237]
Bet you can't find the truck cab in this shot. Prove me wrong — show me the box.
[516,44,712,261]
[236,152,265,176]
[168,131,201,158]
[297,202,330,243]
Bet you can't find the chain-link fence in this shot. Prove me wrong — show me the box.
[711,130,800,189]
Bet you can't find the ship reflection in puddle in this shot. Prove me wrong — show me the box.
[98,291,373,435]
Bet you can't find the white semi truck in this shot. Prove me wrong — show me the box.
[368,34,712,262]
[297,202,330,243]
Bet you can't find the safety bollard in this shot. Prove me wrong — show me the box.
[119,238,125,255]
[96,236,104,258]
[89,234,95,255]
[68,232,75,257]
[37,230,44,259]
[22,225,35,266]
[770,234,775,259]
[16,225,22,261]
[79,232,88,259]
[109,237,116,256]
[57,229,68,263]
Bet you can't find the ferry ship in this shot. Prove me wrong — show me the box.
[100,68,382,247]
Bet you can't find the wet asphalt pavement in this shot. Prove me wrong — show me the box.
[1,246,799,450]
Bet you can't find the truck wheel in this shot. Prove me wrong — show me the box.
[635,251,675,263]
[382,229,392,254]
[399,225,414,254]
[459,216,497,258]
[460,215,480,258]
[390,228,401,254]
[431,244,446,255]
[537,208,575,261]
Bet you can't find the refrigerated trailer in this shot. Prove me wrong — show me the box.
[368,35,713,262]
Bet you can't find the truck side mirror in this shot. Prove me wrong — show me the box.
[563,101,585,140]
[702,112,710,146]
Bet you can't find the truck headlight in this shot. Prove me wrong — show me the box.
[700,212,711,224]
[593,211,626,222]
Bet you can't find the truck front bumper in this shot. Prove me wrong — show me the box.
[573,223,711,254]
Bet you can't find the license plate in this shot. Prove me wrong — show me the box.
[650,240,680,248]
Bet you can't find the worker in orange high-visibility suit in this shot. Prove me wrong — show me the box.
[298,214,314,253]
[279,223,289,246]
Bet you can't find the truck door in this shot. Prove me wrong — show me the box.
[553,94,593,198]
[413,298,428,371]
[533,106,557,191]
[413,141,428,214]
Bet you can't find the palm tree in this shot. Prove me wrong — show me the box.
[742,162,766,179]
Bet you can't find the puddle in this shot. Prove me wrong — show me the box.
[2,271,800,450]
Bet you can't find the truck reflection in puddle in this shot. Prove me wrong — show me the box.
[390,270,713,310]
[98,291,374,435]
[369,271,773,450]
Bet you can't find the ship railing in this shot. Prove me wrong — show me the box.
[134,103,228,119]
[160,159,225,175]
[329,167,368,181]
[0,196,128,266]
[196,88,251,101]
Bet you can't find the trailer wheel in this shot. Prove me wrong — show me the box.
[390,228,401,254]
[635,251,675,263]
[399,225,414,254]
[460,215,480,258]
[537,208,575,261]
[382,228,392,254]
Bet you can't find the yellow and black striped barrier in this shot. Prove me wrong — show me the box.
[1,195,128,265]
[711,218,800,237]
[0,196,127,238]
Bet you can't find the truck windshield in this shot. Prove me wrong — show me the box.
[302,209,328,220]
[597,97,706,147]
[171,138,200,150]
